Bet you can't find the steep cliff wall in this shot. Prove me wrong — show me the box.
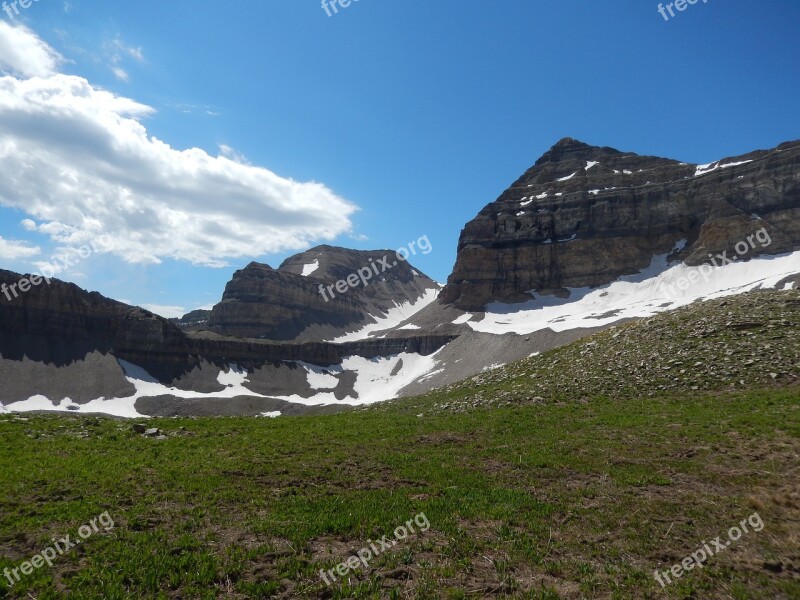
[440,138,800,309]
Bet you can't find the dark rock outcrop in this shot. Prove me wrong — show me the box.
[440,138,800,309]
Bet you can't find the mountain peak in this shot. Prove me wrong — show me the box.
[552,136,590,149]
[244,261,273,271]
[534,137,616,166]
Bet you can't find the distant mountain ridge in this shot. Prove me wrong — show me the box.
[206,245,440,341]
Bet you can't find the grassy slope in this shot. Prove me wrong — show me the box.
[0,291,798,599]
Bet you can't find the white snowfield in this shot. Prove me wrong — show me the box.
[0,349,445,417]
[469,250,800,336]
[328,287,440,342]
[273,350,444,406]
[0,360,256,419]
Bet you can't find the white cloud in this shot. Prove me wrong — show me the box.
[105,36,143,82]
[0,22,63,78]
[0,24,358,268]
[172,102,221,116]
[111,37,144,62]
[138,304,186,319]
[0,236,40,260]
[111,66,129,82]
[219,144,249,164]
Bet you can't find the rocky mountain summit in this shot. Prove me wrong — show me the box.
[440,138,800,309]
[206,245,439,341]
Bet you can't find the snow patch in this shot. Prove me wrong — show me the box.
[329,288,440,342]
[274,350,444,406]
[3,360,281,418]
[300,260,320,276]
[452,313,473,325]
[296,362,340,389]
[218,364,249,387]
[468,251,800,336]
[556,172,577,182]
[695,159,753,177]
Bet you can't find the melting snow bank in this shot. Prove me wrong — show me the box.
[2,395,145,419]
[469,251,800,336]
[328,288,440,342]
[273,350,443,406]
[1,360,261,419]
[1,349,445,417]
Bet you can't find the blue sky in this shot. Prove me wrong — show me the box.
[0,0,797,317]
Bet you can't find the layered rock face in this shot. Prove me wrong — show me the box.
[0,270,185,366]
[0,269,454,403]
[207,245,439,340]
[440,138,800,309]
[0,270,189,400]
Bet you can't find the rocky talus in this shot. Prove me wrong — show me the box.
[422,290,800,413]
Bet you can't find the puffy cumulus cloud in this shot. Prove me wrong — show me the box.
[0,22,62,77]
[0,25,358,267]
[0,236,40,260]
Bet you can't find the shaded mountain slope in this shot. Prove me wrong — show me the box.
[206,245,440,341]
